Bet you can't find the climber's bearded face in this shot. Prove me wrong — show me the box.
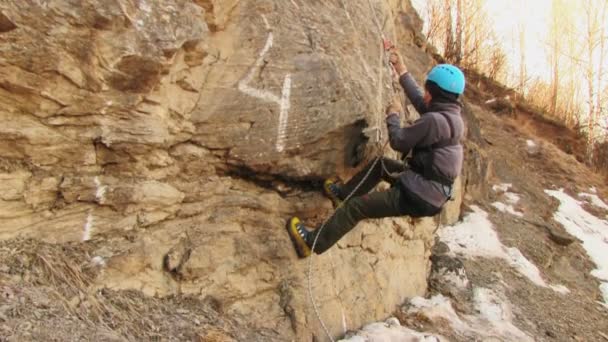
[423,90,432,106]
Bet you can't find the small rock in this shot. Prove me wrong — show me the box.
[18,321,33,331]
[1,286,15,300]
[526,139,541,156]
[163,239,192,275]
[68,295,80,308]
[91,256,106,267]
[197,329,236,342]
[385,317,401,327]
[95,330,123,342]
[432,240,450,255]
[546,226,576,246]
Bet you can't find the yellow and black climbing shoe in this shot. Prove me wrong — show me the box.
[323,179,343,208]
[286,217,312,258]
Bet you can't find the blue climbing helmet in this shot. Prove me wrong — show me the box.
[426,64,465,95]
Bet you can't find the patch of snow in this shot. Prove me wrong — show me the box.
[492,183,524,217]
[526,140,536,148]
[579,192,608,210]
[439,206,567,293]
[492,201,524,217]
[472,288,531,341]
[339,317,445,341]
[549,284,571,294]
[600,283,608,308]
[492,185,524,217]
[492,183,512,193]
[589,187,597,194]
[504,192,520,205]
[546,189,608,305]
[409,295,468,330]
[485,98,497,104]
[406,289,533,342]
[505,248,548,286]
[441,267,470,290]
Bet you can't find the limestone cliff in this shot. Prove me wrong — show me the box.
[0,1,469,340]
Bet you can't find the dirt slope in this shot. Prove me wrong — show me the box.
[394,103,608,341]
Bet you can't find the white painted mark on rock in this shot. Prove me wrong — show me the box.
[91,256,106,267]
[94,176,107,204]
[275,74,292,152]
[261,14,271,30]
[237,32,279,103]
[237,17,293,153]
[83,211,94,242]
[139,0,152,13]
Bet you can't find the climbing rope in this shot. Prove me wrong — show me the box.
[307,149,385,342]
[306,2,402,340]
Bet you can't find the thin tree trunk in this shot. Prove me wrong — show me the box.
[518,19,526,96]
[595,0,607,124]
[444,0,454,61]
[455,0,463,63]
[585,0,597,151]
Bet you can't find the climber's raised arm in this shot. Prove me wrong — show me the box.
[389,49,428,114]
[385,96,431,155]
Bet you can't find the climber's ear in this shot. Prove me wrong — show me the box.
[423,90,432,106]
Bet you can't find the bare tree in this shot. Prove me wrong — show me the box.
[444,0,455,61]
[425,0,448,44]
[487,44,507,80]
[517,16,527,96]
[580,0,608,149]
[454,0,463,64]
[548,0,564,116]
[595,0,607,127]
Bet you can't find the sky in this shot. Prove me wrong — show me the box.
[487,0,552,82]
[412,0,553,83]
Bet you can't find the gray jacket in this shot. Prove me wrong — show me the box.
[385,73,464,208]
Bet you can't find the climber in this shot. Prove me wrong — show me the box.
[286,48,466,258]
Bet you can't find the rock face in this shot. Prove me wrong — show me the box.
[0,0,467,340]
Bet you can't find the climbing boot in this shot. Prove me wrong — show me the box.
[323,179,344,208]
[286,217,313,258]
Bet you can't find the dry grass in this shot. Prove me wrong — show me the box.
[0,239,243,341]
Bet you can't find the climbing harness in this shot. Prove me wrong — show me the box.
[409,113,459,183]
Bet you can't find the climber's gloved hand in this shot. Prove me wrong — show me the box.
[386,95,403,117]
[388,49,408,77]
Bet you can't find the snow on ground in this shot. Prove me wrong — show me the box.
[492,201,523,217]
[492,183,512,193]
[579,192,608,211]
[406,288,533,342]
[526,140,536,148]
[492,183,524,217]
[546,189,608,306]
[438,206,568,293]
[339,318,445,342]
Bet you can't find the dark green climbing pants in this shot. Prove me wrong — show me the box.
[311,157,440,254]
